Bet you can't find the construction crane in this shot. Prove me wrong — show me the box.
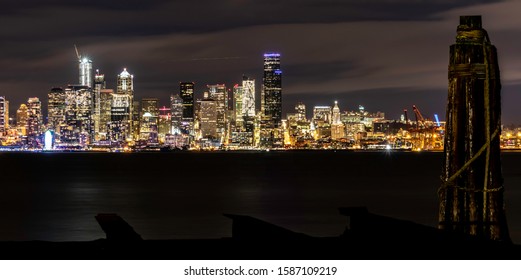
[412,105,426,129]
[74,44,81,61]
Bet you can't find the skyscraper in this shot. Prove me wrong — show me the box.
[331,101,345,140]
[75,46,93,88]
[47,87,66,134]
[16,104,28,136]
[140,98,159,143]
[92,70,106,140]
[180,82,195,135]
[110,68,134,142]
[233,84,243,128]
[64,85,93,145]
[208,84,227,142]
[242,76,255,118]
[27,97,42,146]
[0,96,6,136]
[199,97,218,139]
[439,15,509,241]
[263,53,282,128]
[99,89,113,138]
[170,93,183,134]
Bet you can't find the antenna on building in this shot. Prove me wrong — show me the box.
[74,44,81,60]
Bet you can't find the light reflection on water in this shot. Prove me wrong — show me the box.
[0,151,519,244]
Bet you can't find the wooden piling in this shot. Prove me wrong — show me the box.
[438,15,510,242]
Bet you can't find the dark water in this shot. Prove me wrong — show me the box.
[0,151,520,243]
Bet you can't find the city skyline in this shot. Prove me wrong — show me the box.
[2,1,521,124]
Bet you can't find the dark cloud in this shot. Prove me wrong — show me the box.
[2,0,521,124]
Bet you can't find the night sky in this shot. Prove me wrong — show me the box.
[2,0,520,123]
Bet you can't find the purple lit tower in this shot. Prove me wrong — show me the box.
[438,15,510,242]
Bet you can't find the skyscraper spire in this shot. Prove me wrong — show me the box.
[75,45,93,88]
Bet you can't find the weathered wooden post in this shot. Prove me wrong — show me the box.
[439,15,510,242]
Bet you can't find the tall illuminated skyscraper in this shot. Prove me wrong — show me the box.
[99,89,113,138]
[27,97,42,146]
[233,84,243,128]
[170,93,183,134]
[199,97,218,139]
[47,87,66,134]
[110,68,134,142]
[263,53,282,128]
[92,70,106,139]
[331,101,345,140]
[0,96,6,135]
[64,85,93,145]
[75,46,93,88]
[208,84,227,142]
[16,104,28,136]
[242,76,255,118]
[180,82,195,136]
[140,98,159,142]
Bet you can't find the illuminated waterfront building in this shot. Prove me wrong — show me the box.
[242,76,255,118]
[139,98,159,143]
[77,49,93,88]
[98,89,113,139]
[313,106,332,139]
[0,96,6,136]
[331,101,345,140]
[262,53,282,128]
[116,68,134,140]
[180,82,195,135]
[62,85,93,146]
[208,84,227,142]
[233,84,243,128]
[170,93,183,134]
[158,106,171,142]
[110,93,131,143]
[27,97,42,146]
[16,104,28,136]
[199,96,218,139]
[260,53,283,147]
[47,87,66,136]
[296,102,306,121]
[92,70,106,140]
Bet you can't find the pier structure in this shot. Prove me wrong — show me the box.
[438,15,510,241]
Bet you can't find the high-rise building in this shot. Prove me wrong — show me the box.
[110,93,131,142]
[140,98,159,142]
[47,87,66,135]
[208,84,227,142]
[63,85,93,145]
[295,102,306,121]
[170,93,183,134]
[0,96,6,135]
[331,101,345,140]
[116,68,134,139]
[27,97,42,146]
[76,48,93,88]
[180,82,194,120]
[180,82,195,135]
[92,70,106,140]
[263,53,282,128]
[439,15,509,241]
[199,97,218,139]
[110,68,134,142]
[233,84,243,128]
[16,104,28,136]
[158,106,171,141]
[242,76,255,118]
[99,89,113,138]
